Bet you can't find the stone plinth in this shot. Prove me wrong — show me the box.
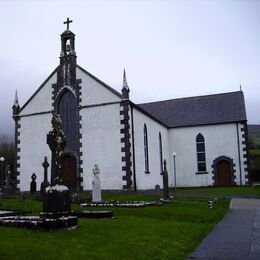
[42,185,71,214]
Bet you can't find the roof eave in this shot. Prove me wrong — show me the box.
[130,101,168,128]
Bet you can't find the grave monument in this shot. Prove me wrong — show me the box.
[42,113,71,214]
[40,157,50,194]
[30,173,37,194]
[162,159,170,200]
[92,164,101,202]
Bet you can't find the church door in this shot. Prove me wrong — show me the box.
[62,155,77,192]
[217,160,231,186]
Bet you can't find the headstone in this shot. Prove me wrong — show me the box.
[3,166,13,198]
[162,159,170,200]
[92,164,101,202]
[40,157,50,194]
[155,184,161,201]
[30,173,37,194]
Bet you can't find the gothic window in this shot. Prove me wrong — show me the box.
[196,133,206,172]
[144,124,150,173]
[159,132,163,174]
[57,89,78,151]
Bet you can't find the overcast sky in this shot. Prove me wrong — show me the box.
[0,0,259,135]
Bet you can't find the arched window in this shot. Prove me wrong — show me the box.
[144,124,149,173]
[159,132,163,175]
[58,89,78,151]
[196,133,206,172]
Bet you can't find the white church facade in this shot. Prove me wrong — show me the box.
[12,22,250,192]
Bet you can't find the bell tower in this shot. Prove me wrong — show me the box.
[56,18,77,90]
[52,18,83,192]
[60,18,76,57]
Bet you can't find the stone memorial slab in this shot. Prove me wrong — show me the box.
[155,184,161,201]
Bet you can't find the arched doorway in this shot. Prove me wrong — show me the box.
[217,160,232,186]
[212,156,235,186]
[62,155,77,192]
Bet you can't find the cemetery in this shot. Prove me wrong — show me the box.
[0,111,259,258]
[0,113,231,258]
[1,130,259,258]
[0,193,230,259]
[0,96,258,257]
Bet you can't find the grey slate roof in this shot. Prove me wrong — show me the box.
[138,91,247,128]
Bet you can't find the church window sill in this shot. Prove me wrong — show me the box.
[196,171,208,175]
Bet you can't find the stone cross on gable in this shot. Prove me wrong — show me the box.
[64,17,73,30]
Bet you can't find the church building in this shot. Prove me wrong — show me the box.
[12,20,250,192]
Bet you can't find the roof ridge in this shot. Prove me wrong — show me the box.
[138,90,243,105]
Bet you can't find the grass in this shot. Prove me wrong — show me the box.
[0,194,229,260]
[175,186,260,196]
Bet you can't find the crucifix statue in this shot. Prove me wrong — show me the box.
[64,17,73,30]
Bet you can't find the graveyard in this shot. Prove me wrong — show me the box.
[0,113,229,258]
[0,122,258,259]
[0,192,230,259]
[1,145,259,259]
[0,113,258,258]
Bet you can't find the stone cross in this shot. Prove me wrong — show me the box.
[41,157,50,193]
[47,113,66,185]
[42,157,49,183]
[162,159,169,200]
[64,17,72,30]
[92,164,101,202]
[42,113,71,215]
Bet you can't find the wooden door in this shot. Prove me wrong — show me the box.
[62,156,77,192]
[217,160,231,186]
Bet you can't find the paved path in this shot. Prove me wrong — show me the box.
[187,198,260,260]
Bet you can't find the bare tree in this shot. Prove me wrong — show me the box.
[0,134,15,170]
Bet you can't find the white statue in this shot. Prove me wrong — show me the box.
[92,164,101,202]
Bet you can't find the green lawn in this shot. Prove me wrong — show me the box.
[0,194,229,260]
